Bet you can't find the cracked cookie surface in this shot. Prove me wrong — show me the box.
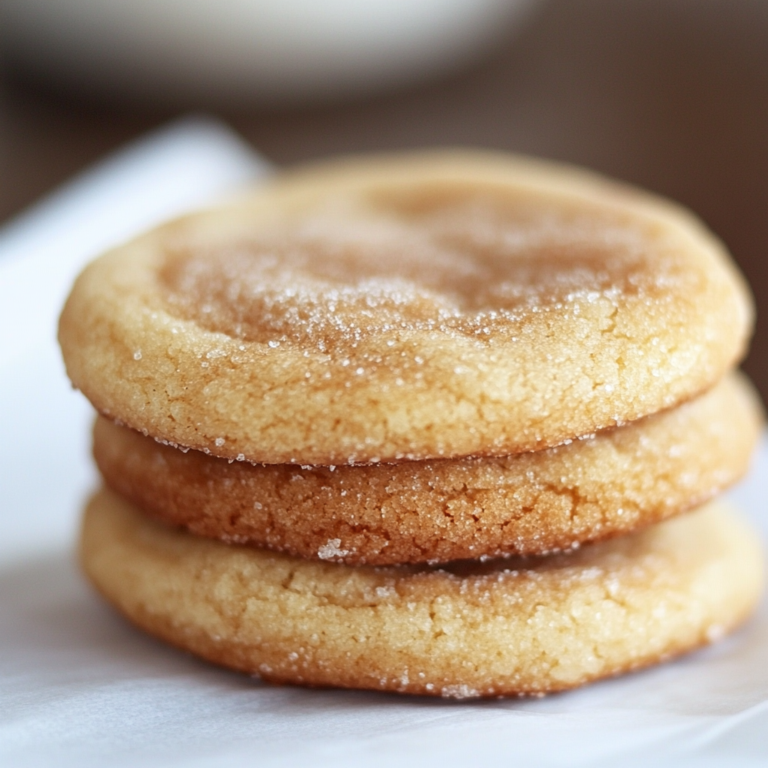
[94,373,762,565]
[81,488,763,697]
[59,151,752,464]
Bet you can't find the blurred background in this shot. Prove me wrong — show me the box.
[1,0,767,399]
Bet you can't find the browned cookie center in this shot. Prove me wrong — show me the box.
[160,183,687,350]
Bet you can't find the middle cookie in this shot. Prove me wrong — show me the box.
[94,373,761,565]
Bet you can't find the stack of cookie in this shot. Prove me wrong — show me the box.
[59,152,763,698]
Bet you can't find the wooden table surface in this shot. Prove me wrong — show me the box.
[2,0,767,401]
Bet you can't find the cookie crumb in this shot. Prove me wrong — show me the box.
[317,539,351,560]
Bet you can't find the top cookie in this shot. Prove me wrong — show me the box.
[59,151,752,464]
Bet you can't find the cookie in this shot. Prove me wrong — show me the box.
[81,488,763,698]
[93,373,762,565]
[59,151,752,465]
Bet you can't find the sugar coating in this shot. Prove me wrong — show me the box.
[59,151,753,464]
[160,201,666,348]
[93,373,763,565]
[80,489,764,697]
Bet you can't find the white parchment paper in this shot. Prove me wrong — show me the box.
[0,120,765,768]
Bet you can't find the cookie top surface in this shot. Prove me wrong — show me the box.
[59,151,753,463]
[94,373,763,564]
[81,489,764,697]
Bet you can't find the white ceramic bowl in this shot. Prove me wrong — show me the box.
[0,0,536,105]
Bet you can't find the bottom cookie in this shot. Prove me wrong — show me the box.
[80,488,763,698]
